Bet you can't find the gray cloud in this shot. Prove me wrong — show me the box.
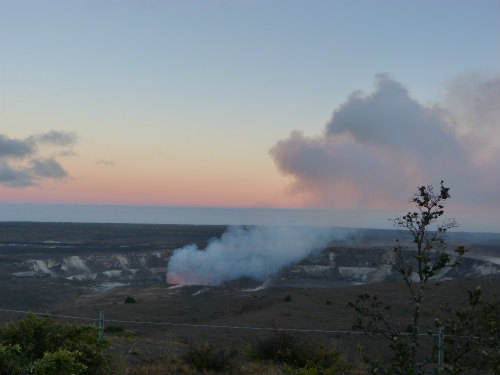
[29,158,68,179]
[31,130,78,147]
[0,135,35,159]
[270,74,500,210]
[96,159,116,167]
[0,131,77,188]
[326,74,460,157]
[56,149,78,157]
[0,162,35,187]
[442,73,500,164]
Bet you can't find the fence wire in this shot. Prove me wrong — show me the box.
[0,306,444,336]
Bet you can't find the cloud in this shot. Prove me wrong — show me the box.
[30,130,78,147]
[0,131,77,188]
[442,73,500,164]
[29,158,68,179]
[96,159,116,167]
[269,74,500,211]
[0,162,35,187]
[0,135,35,159]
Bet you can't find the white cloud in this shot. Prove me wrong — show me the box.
[270,74,500,211]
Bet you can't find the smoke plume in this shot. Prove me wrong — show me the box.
[166,225,337,286]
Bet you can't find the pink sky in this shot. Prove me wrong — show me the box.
[1,2,498,231]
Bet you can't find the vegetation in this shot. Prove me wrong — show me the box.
[436,286,500,374]
[348,181,500,375]
[1,183,498,374]
[0,313,110,375]
[348,181,460,374]
[124,295,137,304]
[182,342,236,372]
[104,325,124,333]
[246,331,351,374]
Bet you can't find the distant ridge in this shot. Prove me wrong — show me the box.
[0,203,498,233]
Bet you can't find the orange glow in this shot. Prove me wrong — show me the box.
[0,154,306,208]
[166,271,215,286]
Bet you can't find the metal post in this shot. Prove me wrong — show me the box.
[438,326,444,371]
[98,311,105,341]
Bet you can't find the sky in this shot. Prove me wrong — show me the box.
[0,0,499,231]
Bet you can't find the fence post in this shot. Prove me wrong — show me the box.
[98,311,105,341]
[438,326,444,371]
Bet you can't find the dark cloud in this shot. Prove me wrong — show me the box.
[0,162,35,187]
[29,158,68,179]
[0,135,35,159]
[270,74,500,210]
[0,130,77,188]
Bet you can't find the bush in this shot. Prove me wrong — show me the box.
[124,296,137,304]
[284,295,292,302]
[0,343,22,374]
[247,332,305,364]
[436,287,500,374]
[247,332,349,374]
[283,359,347,375]
[31,348,87,375]
[123,329,135,338]
[182,342,235,372]
[0,313,110,375]
[104,325,124,333]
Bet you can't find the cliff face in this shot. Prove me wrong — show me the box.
[12,250,171,284]
[9,245,499,289]
[2,223,498,289]
[280,246,500,286]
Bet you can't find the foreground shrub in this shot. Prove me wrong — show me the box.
[0,313,110,375]
[124,296,137,304]
[104,325,124,333]
[246,332,350,374]
[31,348,87,375]
[182,342,235,372]
[436,287,500,374]
[0,343,22,374]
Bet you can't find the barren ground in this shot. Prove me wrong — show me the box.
[0,222,498,374]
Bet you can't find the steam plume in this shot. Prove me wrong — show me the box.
[166,225,337,286]
[269,73,500,211]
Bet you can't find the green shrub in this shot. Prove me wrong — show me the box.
[31,348,87,375]
[283,359,345,375]
[247,332,349,374]
[0,313,110,375]
[284,294,292,302]
[0,343,22,374]
[123,329,135,338]
[248,332,312,366]
[182,342,235,372]
[104,325,124,333]
[124,296,137,304]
